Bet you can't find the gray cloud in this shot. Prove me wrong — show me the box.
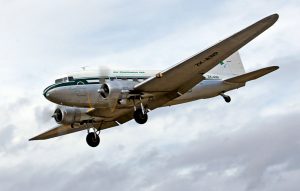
[34,105,54,125]
[1,110,298,191]
[0,125,14,149]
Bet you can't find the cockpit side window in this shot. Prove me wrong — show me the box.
[55,78,64,84]
[55,76,74,84]
[68,76,74,81]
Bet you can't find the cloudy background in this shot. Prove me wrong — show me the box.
[0,0,299,190]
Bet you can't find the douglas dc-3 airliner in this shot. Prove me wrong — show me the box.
[30,14,279,147]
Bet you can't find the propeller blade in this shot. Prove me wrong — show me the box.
[98,66,111,84]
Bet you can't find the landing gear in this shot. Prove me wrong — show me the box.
[220,92,231,103]
[85,122,102,147]
[133,108,148,124]
[133,97,148,124]
[86,132,100,147]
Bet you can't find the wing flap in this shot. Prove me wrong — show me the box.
[134,14,279,93]
[224,66,279,83]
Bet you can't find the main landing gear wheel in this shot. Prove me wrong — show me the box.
[86,132,100,147]
[220,92,231,103]
[133,108,148,124]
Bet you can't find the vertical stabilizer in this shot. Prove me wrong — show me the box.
[208,51,245,77]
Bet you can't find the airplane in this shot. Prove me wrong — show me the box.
[30,14,279,147]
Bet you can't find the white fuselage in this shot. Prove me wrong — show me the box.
[43,69,244,119]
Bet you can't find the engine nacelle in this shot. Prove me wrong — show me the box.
[52,106,91,125]
[98,80,137,99]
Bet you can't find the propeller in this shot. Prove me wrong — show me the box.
[98,66,111,84]
[97,66,119,112]
[52,108,63,123]
[97,66,111,98]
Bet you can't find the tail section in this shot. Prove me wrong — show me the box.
[208,51,245,77]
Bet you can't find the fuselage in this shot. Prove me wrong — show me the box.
[44,69,243,109]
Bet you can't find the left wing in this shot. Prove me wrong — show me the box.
[29,121,118,140]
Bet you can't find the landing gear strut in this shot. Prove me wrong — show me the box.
[220,92,231,103]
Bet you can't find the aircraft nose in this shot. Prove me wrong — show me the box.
[43,88,53,100]
[43,87,59,103]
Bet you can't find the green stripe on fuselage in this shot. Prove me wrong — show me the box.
[43,76,148,96]
[43,79,96,96]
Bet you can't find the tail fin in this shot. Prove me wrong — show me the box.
[208,51,245,77]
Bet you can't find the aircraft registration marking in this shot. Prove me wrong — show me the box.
[206,75,220,79]
[195,52,219,67]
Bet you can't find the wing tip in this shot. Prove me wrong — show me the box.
[265,13,279,24]
[29,136,42,141]
[267,65,279,72]
[271,13,279,21]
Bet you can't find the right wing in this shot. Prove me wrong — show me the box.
[135,14,279,96]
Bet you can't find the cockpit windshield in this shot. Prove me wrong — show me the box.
[55,76,74,84]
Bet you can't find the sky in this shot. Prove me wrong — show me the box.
[0,0,300,191]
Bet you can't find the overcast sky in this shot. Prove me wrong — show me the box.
[0,0,299,191]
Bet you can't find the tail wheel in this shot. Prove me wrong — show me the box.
[224,96,231,103]
[220,92,231,103]
[133,108,148,124]
[86,132,100,147]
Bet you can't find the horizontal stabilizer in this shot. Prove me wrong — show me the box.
[224,66,279,83]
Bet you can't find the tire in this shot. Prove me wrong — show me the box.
[224,96,231,103]
[86,132,100,147]
[133,109,148,124]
